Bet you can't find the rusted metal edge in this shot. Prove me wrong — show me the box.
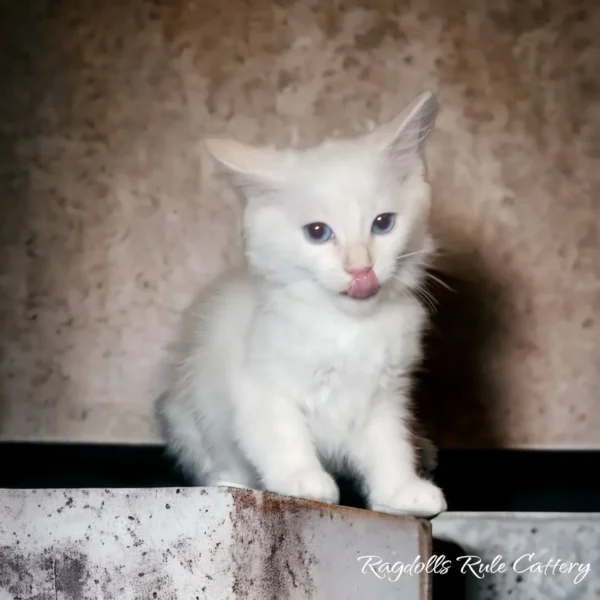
[226,486,427,522]
[418,518,433,600]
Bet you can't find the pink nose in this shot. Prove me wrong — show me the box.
[345,266,373,276]
[345,266,380,299]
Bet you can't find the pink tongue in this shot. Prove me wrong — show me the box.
[348,269,380,298]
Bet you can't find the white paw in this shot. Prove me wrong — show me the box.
[266,468,340,504]
[370,477,447,517]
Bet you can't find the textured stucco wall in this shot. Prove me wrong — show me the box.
[0,0,598,447]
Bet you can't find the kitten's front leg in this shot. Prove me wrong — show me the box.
[352,397,447,518]
[233,379,339,505]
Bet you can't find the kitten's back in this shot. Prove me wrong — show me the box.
[175,268,257,378]
[155,268,259,482]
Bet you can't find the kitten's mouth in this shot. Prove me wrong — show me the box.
[342,269,381,300]
[340,287,380,301]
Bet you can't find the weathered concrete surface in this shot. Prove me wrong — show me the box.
[432,512,600,600]
[0,487,431,599]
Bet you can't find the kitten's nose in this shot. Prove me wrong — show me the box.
[345,266,374,276]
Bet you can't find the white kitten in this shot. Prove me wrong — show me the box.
[156,91,447,517]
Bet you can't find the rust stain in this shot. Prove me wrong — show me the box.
[230,489,316,599]
[235,487,425,523]
[418,519,433,600]
[229,488,424,598]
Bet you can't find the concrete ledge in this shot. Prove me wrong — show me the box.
[432,512,600,599]
[0,487,431,599]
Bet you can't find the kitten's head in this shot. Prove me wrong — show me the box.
[205,91,438,314]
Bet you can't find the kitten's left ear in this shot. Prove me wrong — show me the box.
[373,90,438,170]
[203,138,291,200]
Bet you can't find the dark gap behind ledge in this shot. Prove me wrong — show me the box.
[0,443,599,513]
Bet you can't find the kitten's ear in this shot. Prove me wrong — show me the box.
[204,138,289,199]
[373,90,438,171]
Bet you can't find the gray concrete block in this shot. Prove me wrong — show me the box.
[0,487,432,599]
[432,512,600,599]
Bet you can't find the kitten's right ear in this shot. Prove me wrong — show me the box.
[371,90,438,175]
[204,138,290,199]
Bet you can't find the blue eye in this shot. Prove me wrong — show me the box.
[303,222,333,244]
[371,213,396,235]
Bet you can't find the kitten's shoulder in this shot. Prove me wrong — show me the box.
[188,265,255,306]
[184,265,259,326]
[379,292,429,341]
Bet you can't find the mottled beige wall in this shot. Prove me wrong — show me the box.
[0,0,598,447]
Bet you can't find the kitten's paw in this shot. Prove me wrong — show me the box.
[267,469,340,505]
[370,477,446,518]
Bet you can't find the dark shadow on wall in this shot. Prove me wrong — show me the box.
[0,3,67,433]
[413,255,511,449]
[0,3,34,431]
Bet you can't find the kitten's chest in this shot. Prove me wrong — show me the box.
[296,321,398,442]
[270,312,398,403]
[309,333,385,393]
[250,299,421,402]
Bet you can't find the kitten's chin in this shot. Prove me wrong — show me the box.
[334,287,383,314]
[339,288,380,301]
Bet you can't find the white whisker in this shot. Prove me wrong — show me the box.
[391,274,439,315]
[414,287,438,314]
[396,249,431,262]
[424,270,455,292]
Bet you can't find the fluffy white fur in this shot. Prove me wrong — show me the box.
[156,91,447,517]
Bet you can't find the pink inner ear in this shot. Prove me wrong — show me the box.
[347,269,380,299]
